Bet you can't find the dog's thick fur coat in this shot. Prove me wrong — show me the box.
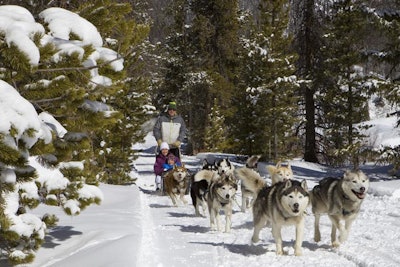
[163,165,189,206]
[207,174,238,232]
[310,170,369,247]
[190,179,209,217]
[251,179,309,256]
[234,167,266,212]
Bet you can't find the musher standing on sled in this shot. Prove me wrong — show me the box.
[153,101,187,158]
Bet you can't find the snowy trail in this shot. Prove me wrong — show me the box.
[15,150,400,267]
[134,152,400,267]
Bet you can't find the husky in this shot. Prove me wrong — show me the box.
[163,164,189,206]
[233,155,264,212]
[251,179,309,256]
[215,158,235,176]
[202,158,217,171]
[190,179,209,217]
[266,161,294,185]
[191,168,219,216]
[193,169,218,184]
[207,174,238,232]
[310,169,369,247]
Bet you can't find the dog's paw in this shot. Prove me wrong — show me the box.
[294,248,303,256]
[338,231,348,243]
[251,236,260,243]
[332,240,341,248]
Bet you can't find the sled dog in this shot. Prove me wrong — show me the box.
[310,169,369,247]
[163,164,189,206]
[233,155,265,212]
[266,161,294,185]
[190,179,209,217]
[215,158,235,176]
[251,179,309,256]
[191,168,219,216]
[202,158,217,171]
[207,174,238,232]
[193,169,218,184]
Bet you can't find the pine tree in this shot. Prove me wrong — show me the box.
[204,99,228,152]
[76,0,151,184]
[291,0,320,163]
[317,0,382,167]
[0,4,148,264]
[233,0,299,158]
[158,0,241,152]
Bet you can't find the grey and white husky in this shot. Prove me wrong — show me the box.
[207,174,238,233]
[251,179,309,256]
[310,169,369,247]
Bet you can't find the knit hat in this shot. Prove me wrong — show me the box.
[168,101,177,110]
[160,142,169,150]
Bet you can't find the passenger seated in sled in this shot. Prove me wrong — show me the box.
[153,142,181,192]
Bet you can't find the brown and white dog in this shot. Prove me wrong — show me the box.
[163,164,189,206]
[266,161,294,185]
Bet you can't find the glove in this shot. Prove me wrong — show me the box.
[157,139,162,146]
[173,141,181,147]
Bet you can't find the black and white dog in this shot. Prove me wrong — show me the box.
[191,157,235,217]
[215,158,235,177]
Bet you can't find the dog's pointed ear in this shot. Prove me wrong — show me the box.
[343,170,352,181]
[276,161,281,168]
[266,164,276,174]
[287,162,292,170]
[284,179,292,189]
[301,179,308,191]
[202,159,208,167]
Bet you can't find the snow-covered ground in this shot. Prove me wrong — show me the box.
[14,134,400,267]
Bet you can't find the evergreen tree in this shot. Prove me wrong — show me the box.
[0,4,149,263]
[157,0,241,152]
[76,0,151,184]
[204,99,228,152]
[317,0,382,167]
[188,0,240,152]
[291,0,320,163]
[233,0,299,158]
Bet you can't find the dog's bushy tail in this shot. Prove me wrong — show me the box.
[246,155,261,168]
[234,168,266,194]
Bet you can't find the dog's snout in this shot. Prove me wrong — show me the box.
[293,203,299,209]
[360,187,365,193]
[226,194,230,199]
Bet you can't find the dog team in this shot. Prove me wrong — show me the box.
[154,149,370,256]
